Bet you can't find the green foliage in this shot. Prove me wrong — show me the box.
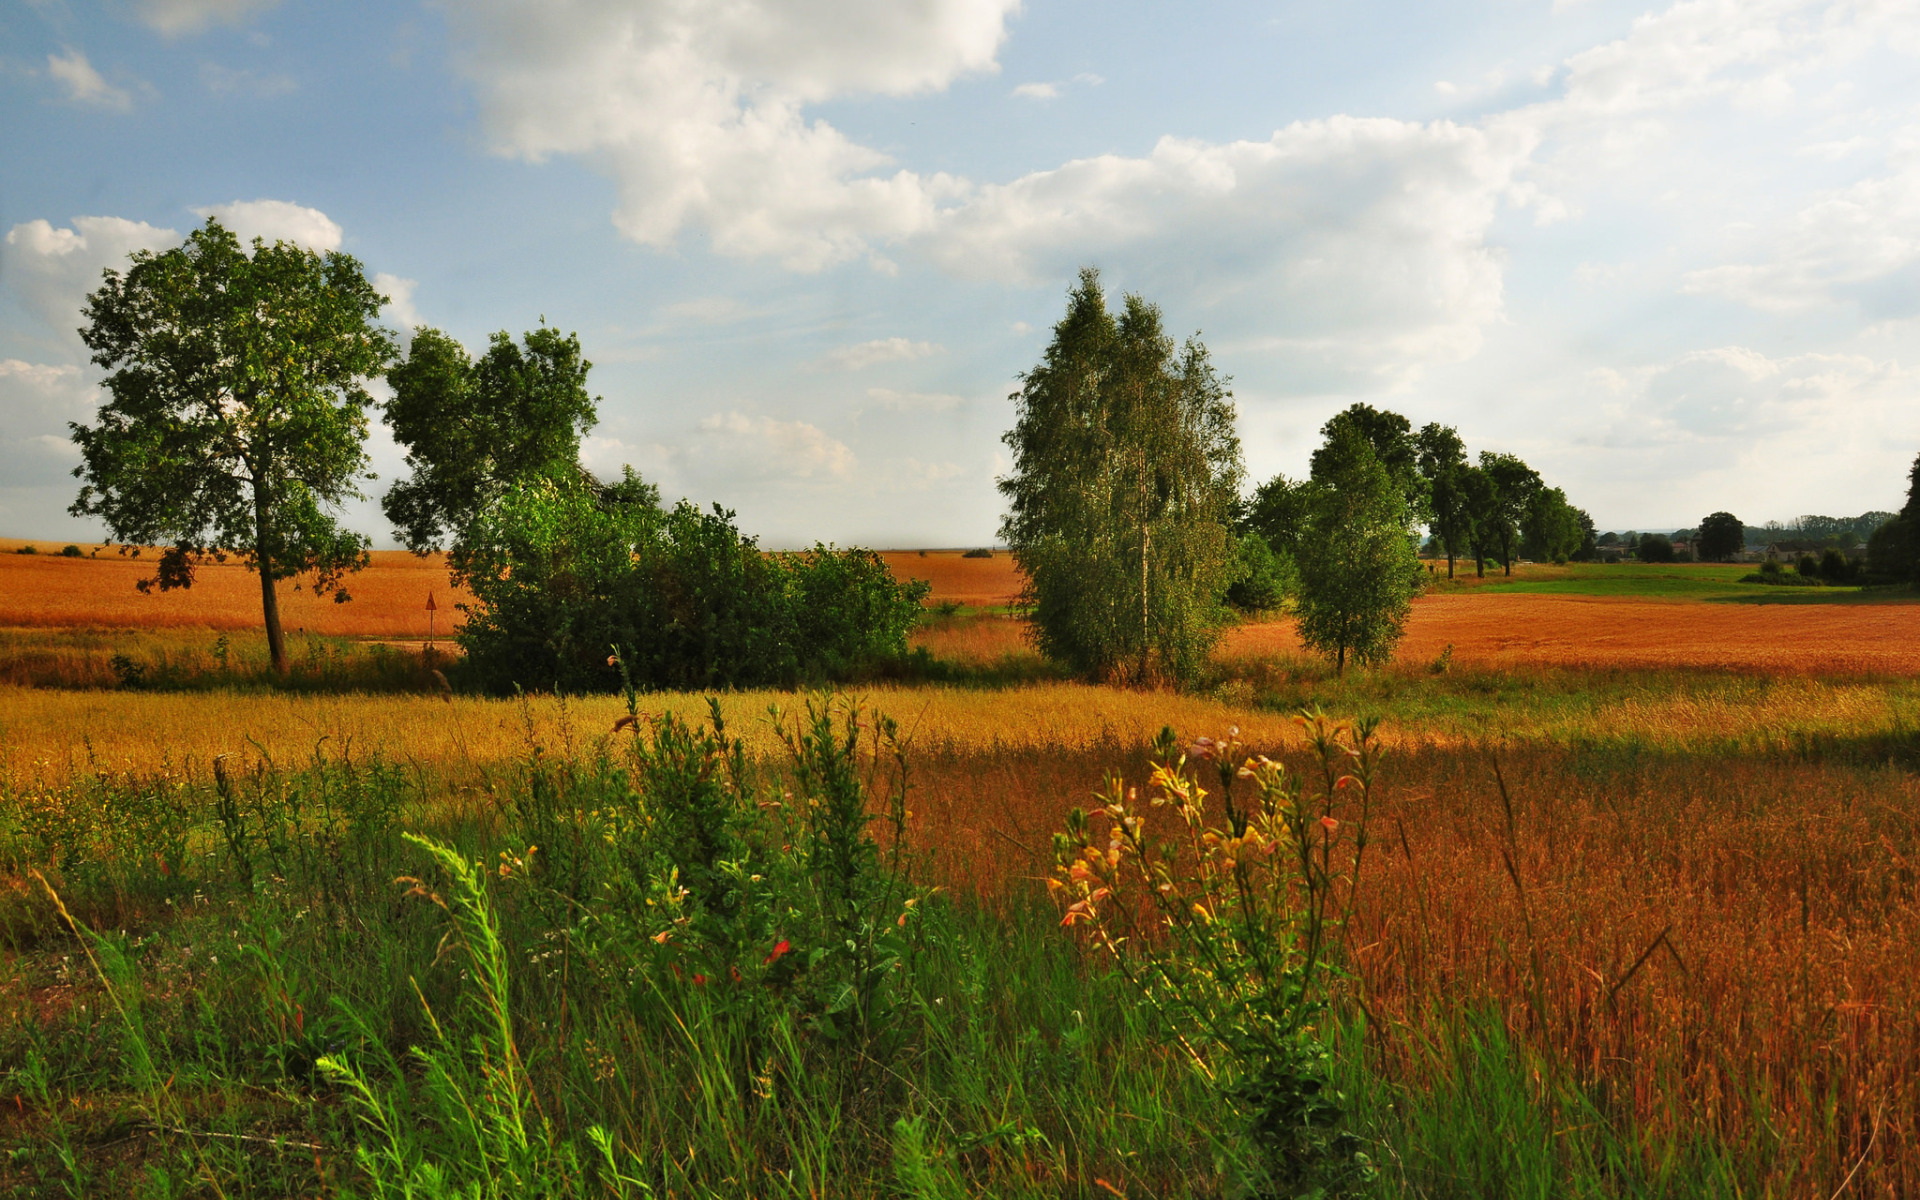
[1225,531,1294,613]
[1294,430,1418,675]
[70,216,394,672]
[1796,552,1819,578]
[1415,423,1474,578]
[1819,547,1854,583]
[961,548,993,559]
[13,544,34,555]
[1519,486,1585,564]
[1866,514,1915,584]
[59,544,82,557]
[1313,403,1425,521]
[1696,511,1744,562]
[383,324,601,562]
[1242,472,1311,561]
[456,477,928,693]
[1637,533,1678,564]
[1050,716,1381,1195]
[1477,452,1541,576]
[998,268,1243,686]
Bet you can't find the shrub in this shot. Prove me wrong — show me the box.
[1636,534,1677,563]
[457,479,928,693]
[1226,531,1294,613]
[1796,554,1820,578]
[1820,548,1854,584]
[15,544,35,555]
[60,544,83,558]
[961,548,993,559]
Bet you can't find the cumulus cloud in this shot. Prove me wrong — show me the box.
[134,0,279,36]
[1011,81,1057,100]
[693,412,854,478]
[1680,162,1920,317]
[819,337,944,370]
[1561,346,1920,520]
[372,273,422,334]
[442,0,1018,270]
[46,50,136,112]
[0,360,99,485]
[3,216,180,341]
[191,200,343,251]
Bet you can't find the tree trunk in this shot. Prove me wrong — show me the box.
[1139,520,1150,685]
[1446,549,1455,579]
[1503,531,1514,575]
[254,481,287,675]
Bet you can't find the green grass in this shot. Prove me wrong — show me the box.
[1429,560,1912,604]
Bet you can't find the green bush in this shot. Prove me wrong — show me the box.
[14,544,35,555]
[961,547,993,559]
[1796,554,1820,578]
[60,544,83,558]
[1225,531,1294,613]
[456,478,928,693]
[1819,548,1854,584]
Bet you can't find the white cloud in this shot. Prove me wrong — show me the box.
[134,0,279,36]
[46,50,135,112]
[820,336,944,370]
[443,0,1017,270]
[3,216,180,340]
[191,200,343,251]
[1012,81,1057,100]
[372,273,422,333]
[1679,161,1920,316]
[694,412,854,478]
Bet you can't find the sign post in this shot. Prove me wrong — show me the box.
[426,591,437,653]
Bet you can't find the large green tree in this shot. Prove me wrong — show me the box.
[382,323,599,572]
[1414,422,1473,578]
[1312,403,1425,518]
[1521,486,1587,563]
[71,217,394,674]
[1696,511,1745,562]
[1477,451,1541,575]
[1294,427,1418,674]
[999,268,1243,685]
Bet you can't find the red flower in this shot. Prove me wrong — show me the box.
[1319,816,1340,835]
[763,939,792,966]
[691,973,709,986]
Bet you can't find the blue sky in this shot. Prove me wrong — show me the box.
[5,0,1919,547]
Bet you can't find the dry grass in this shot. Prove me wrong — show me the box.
[0,541,468,637]
[899,738,1920,1194]
[1222,593,1920,675]
[880,550,1024,608]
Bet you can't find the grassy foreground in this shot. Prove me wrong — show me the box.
[3,670,1918,1196]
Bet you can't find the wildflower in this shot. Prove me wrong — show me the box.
[1320,816,1339,835]
[763,939,791,965]
[652,930,672,944]
[606,654,619,667]
[691,973,709,986]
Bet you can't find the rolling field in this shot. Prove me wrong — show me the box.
[2,545,1919,1194]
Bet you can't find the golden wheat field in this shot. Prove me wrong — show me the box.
[4,542,1920,1190]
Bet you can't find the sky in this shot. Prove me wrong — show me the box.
[4,0,1919,548]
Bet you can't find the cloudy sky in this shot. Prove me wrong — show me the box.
[4,0,1919,547]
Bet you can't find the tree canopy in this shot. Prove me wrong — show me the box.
[1414,422,1472,578]
[70,217,394,674]
[383,323,600,571]
[1294,426,1418,674]
[1477,452,1542,575]
[1696,511,1745,562]
[998,268,1243,685]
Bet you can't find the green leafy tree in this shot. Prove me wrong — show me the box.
[1242,473,1311,562]
[1696,511,1745,562]
[70,217,394,675]
[383,323,599,572]
[1477,452,1541,575]
[1458,465,1499,577]
[1866,515,1914,583]
[1294,428,1418,674]
[1414,423,1473,578]
[1521,486,1585,564]
[1639,533,1678,564]
[1312,403,1425,520]
[999,268,1243,685]
[1224,531,1294,612]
